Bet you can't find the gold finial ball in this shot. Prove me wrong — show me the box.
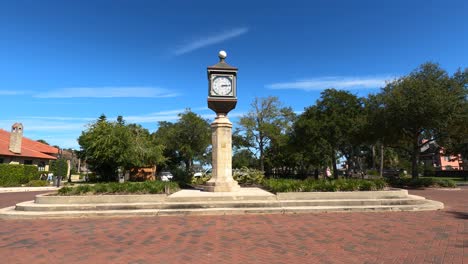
[218,50,227,59]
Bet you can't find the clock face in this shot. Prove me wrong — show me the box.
[212,76,233,96]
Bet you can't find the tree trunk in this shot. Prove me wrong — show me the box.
[185,158,192,174]
[372,145,376,170]
[379,144,384,177]
[259,139,265,172]
[411,139,419,179]
[332,149,338,179]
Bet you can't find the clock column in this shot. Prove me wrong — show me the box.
[204,51,240,192]
[204,113,240,192]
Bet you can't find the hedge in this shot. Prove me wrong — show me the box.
[58,181,180,195]
[0,164,39,187]
[261,178,387,193]
[386,177,457,188]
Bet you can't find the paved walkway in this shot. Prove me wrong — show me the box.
[0,188,466,264]
[0,186,60,193]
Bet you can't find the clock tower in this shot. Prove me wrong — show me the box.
[205,51,240,192]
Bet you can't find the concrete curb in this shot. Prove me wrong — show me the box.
[0,199,444,219]
[35,193,167,204]
[0,188,445,219]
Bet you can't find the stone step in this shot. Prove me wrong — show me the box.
[1,199,444,219]
[166,188,277,202]
[15,200,282,211]
[279,198,428,207]
[16,196,429,212]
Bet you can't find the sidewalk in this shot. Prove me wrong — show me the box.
[0,186,60,193]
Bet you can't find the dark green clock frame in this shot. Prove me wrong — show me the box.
[207,54,237,114]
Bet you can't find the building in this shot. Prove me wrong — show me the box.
[420,141,463,171]
[0,123,59,171]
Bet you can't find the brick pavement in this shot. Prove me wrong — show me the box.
[0,191,50,208]
[0,188,466,264]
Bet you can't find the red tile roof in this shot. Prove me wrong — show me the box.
[0,129,58,160]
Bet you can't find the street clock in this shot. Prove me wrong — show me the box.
[207,50,237,114]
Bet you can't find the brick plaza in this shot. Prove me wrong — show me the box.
[0,187,466,264]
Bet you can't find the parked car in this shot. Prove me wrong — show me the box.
[194,169,212,178]
[159,171,174,181]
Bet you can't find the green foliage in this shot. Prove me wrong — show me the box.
[50,158,68,177]
[0,164,39,186]
[191,175,211,185]
[79,115,165,181]
[386,177,457,188]
[232,149,258,169]
[154,110,210,173]
[237,96,296,172]
[292,90,365,179]
[378,63,467,178]
[26,180,48,187]
[36,139,49,145]
[171,167,192,184]
[190,167,265,186]
[261,178,387,193]
[233,167,265,185]
[57,181,180,195]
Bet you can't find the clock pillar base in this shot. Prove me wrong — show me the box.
[204,114,240,192]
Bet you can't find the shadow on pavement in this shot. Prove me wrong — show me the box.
[446,210,468,220]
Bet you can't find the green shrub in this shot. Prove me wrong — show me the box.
[75,184,92,194]
[0,164,39,186]
[26,180,48,187]
[434,178,457,188]
[58,186,73,195]
[366,170,379,176]
[261,178,387,193]
[386,177,457,188]
[190,167,265,186]
[57,181,180,196]
[50,158,68,178]
[86,173,98,182]
[93,183,110,193]
[233,167,265,185]
[358,181,375,191]
[172,168,192,184]
[192,175,211,185]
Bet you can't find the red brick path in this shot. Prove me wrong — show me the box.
[0,191,50,208]
[0,188,466,264]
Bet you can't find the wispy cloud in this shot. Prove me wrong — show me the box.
[266,76,394,91]
[0,90,27,95]
[34,87,179,98]
[20,116,95,121]
[174,27,249,55]
[2,107,237,149]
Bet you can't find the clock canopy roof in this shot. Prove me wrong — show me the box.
[207,51,237,72]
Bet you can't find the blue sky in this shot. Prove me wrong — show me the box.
[1,0,467,149]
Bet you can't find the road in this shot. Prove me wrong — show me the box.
[0,188,466,263]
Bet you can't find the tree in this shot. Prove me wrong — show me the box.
[238,96,295,172]
[378,63,467,178]
[78,116,165,181]
[311,89,365,178]
[49,157,68,178]
[291,106,331,178]
[153,110,211,173]
[36,139,49,145]
[232,149,258,169]
[439,68,468,159]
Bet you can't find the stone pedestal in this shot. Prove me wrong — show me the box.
[204,114,240,192]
